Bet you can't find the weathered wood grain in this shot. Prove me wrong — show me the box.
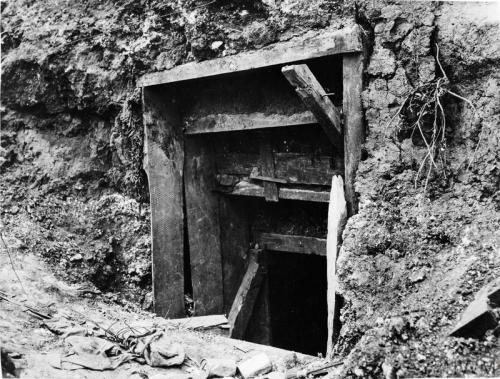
[326,176,347,357]
[282,64,343,151]
[257,233,326,256]
[143,87,185,318]
[228,252,265,340]
[219,180,330,203]
[184,111,317,135]
[215,152,343,186]
[219,198,250,313]
[138,26,362,86]
[184,135,224,315]
[343,53,364,216]
[260,136,279,202]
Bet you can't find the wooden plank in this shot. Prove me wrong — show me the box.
[219,180,330,203]
[275,153,343,185]
[257,233,326,256]
[219,198,250,313]
[249,175,288,184]
[260,136,279,202]
[163,314,229,330]
[216,152,343,186]
[184,111,317,135]
[138,26,363,86]
[143,87,185,318]
[245,257,272,346]
[282,64,343,151]
[184,136,224,315]
[326,176,347,357]
[343,53,364,216]
[228,252,265,339]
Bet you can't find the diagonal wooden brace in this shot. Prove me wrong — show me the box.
[228,249,266,339]
[282,64,343,151]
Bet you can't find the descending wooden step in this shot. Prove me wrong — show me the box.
[218,180,330,203]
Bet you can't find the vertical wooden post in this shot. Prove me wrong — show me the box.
[326,176,347,357]
[342,53,364,216]
[143,87,185,318]
[184,135,224,315]
[260,135,279,202]
[219,198,250,313]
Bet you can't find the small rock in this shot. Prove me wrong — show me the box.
[211,41,223,50]
[409,269,426,283]
[9,205,19,214]
[416,353,426,362]
[70,253,83,262]
[237,353,272,379]
[353,367,364,377]
[382,362,396,379]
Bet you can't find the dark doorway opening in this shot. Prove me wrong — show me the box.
[267,251,327,356]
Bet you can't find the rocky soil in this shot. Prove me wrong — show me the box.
[1,0,499,378]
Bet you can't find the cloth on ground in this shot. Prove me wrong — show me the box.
[49,331,185,371]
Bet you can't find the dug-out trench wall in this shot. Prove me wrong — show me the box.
[1,0,499,376]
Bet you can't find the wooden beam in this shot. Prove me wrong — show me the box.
[184,136,224,315]
[138,26,362,86]
[257,233,326,256]
[281,64,343,151]
[184,111,316,135]
[228,252,266,340]
[260,136,279,202]
[249,175,288,184]
[216,152,343,186]
[326,176,347,357]
[218,180,330,203]
[343,53,364,216]
[143,87,185,318]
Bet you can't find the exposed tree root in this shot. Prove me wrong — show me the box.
[388,44,476,191]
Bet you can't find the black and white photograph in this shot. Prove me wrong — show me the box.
[0,0,499,377]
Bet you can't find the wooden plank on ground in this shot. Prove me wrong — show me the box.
[184,136,224,315]
[215,152,343,186]
[162,314,229,330]
[219,180,330,203]
[184,111,316,135]
[326,176,347,357]
[343,53,364,216]
[143,87,185,318]
[258,233,326,256]
[228,252,265,339]
[282,64,343,151]
[260,135,279,202]
[138,26,363,86]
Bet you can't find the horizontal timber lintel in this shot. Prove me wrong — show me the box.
[138,25,363,87]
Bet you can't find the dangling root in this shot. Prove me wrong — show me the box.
[387,44,476,191]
